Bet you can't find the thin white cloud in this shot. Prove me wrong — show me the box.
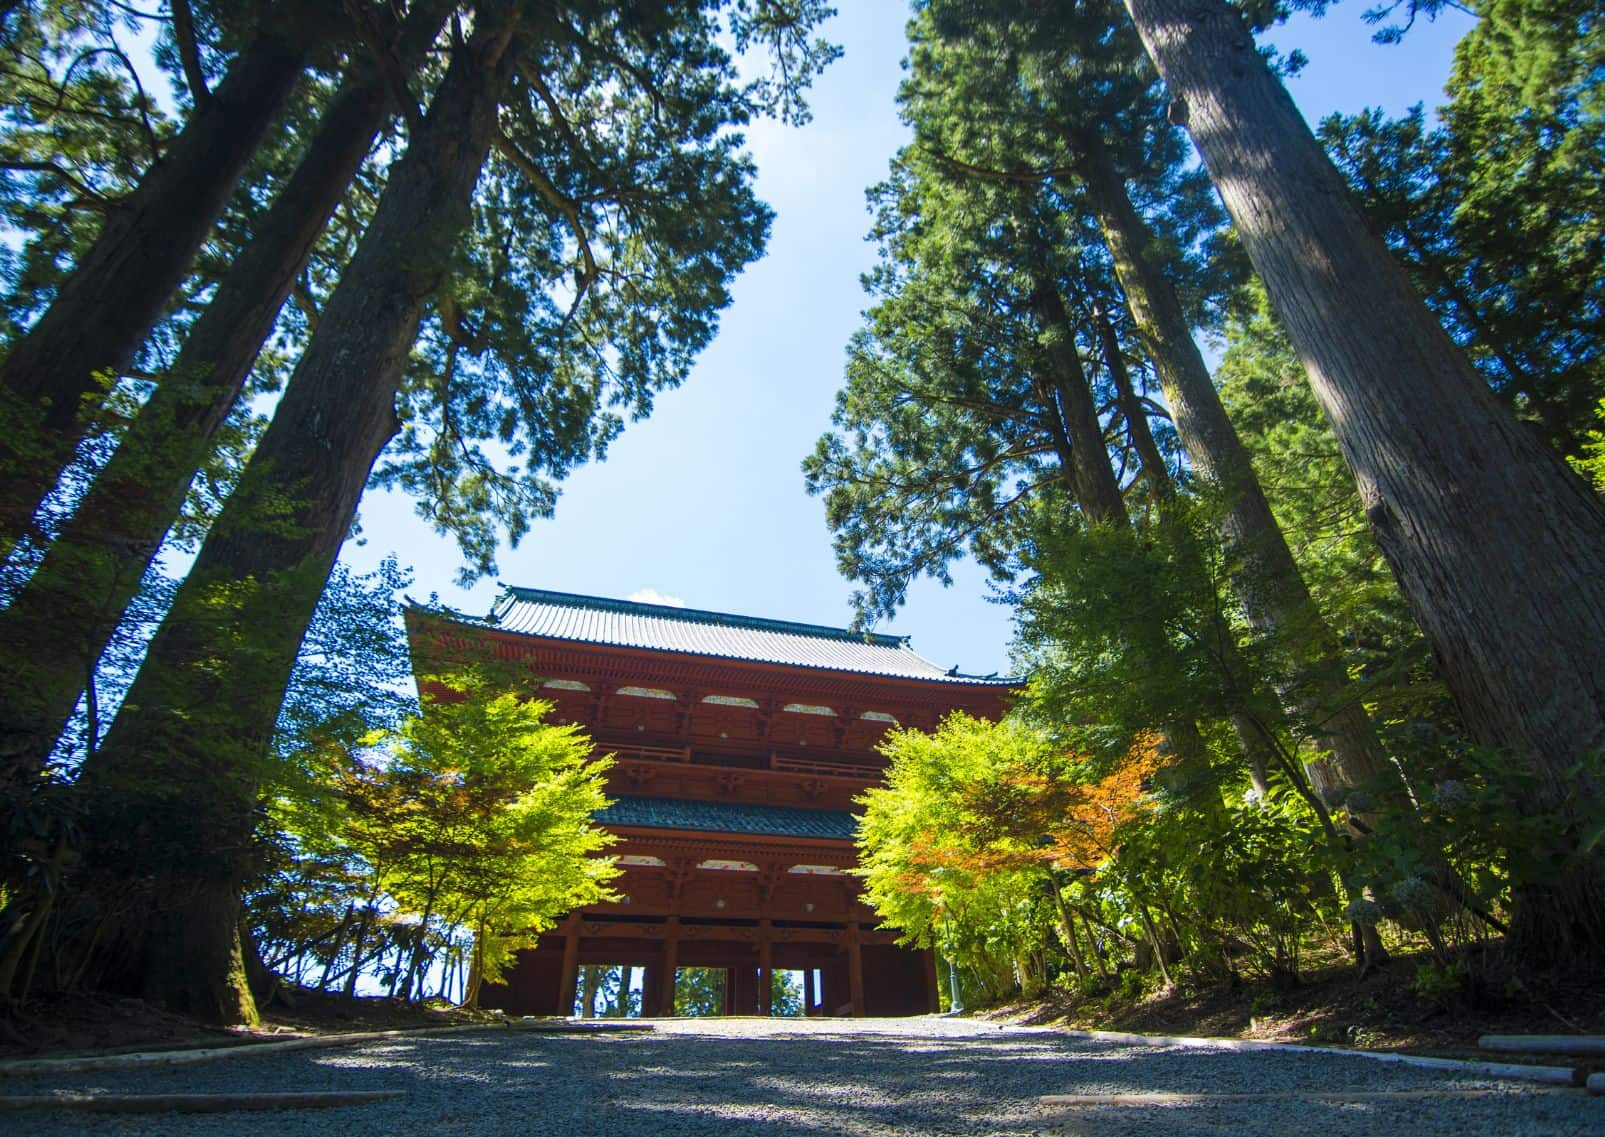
[629,587,686,608]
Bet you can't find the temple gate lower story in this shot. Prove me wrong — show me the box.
[407,587,1013,1017]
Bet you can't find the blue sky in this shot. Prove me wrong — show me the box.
[343,2,1479,680]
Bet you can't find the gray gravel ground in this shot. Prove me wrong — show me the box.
[4,1015,1598,1136]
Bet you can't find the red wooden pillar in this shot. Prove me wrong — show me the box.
[642,960,662,1020]
[557,914,580,1018]
[659,918,680,1017]
[847,922,866,1017]
[757,921,773,1016]
[924,947,941,1014]
[729,961,757,1015]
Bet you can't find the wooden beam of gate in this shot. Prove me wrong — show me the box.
[570,918,900,945]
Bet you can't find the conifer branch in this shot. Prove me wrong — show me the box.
[343,0,424,134]
[493,131,599,323]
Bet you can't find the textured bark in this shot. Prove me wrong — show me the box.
[1123,0,1605,960]
[1033,286,1129,525]
[77,6,523,1021]
[0,30,309,554]
[0,2,453,791]
[1072,125,1389,800]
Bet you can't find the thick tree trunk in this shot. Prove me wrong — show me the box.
[143,883,260,1025]
[1071,126,1389,801]
[1122,0,1605,961]
[0,2,453,792]
[74,8,522,1023]
[0,28,309,555]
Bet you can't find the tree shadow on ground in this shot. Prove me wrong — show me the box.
[5,1022,1595,1137]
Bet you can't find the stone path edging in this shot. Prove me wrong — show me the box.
[0,1090,405,1114]
[1053,1026,1580,1086]
[0,1018,651,1079]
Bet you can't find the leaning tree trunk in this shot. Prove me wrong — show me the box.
[1090,290,1390,966]
[0,1,454,796]
[0,25,310,556]
[1071,126,1392,803]
[1031,273,1225,775]
[74,7,523,1024]
[1032,284,1128,524]
[1122,0,1605,962]
[1096,303,1278,797]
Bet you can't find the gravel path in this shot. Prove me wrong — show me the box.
[5,1015,1596,1136]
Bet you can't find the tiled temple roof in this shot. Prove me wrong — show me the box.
[597,795,858,841]
[481,586,1014,686]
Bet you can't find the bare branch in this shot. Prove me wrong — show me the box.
[493,131,599,323]
[518,62,604,181]
[919,144,1075,186]
[342,0,423,134]
[0,158,120,208]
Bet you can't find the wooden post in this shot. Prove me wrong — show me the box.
[642,960,661,1020]
[757,921,773,1016]
[847,922,866,1017]
[659,918,680,1017]
[924,947,940,1014]
[557,915,580,1018]
[729,962,757,1015]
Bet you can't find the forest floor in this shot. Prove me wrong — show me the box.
[986,945,1605,1064]
[0,986,491,1060]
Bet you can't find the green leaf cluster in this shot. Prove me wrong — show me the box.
[261,667,618,1002]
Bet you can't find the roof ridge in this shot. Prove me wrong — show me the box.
[496,585,909,648]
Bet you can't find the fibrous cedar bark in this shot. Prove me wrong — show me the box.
[1032,285,1128,525]
[75,3,525,1023]
[0,21,312,555]
[0,1,453,795]
[1070,126,1392,802]
[1122,0,1605,961]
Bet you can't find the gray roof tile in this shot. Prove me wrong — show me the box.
[484,586,1013,685]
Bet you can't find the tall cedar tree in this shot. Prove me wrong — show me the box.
[0,1,328,555]
[75,0,834,1024]
[0,0,457,791]
[1318,2,1603,458]
[914,0,1394,801]
[820,1,1388,804]
[805,158,1270,785]
[77,2,525,1025]
[1121,0,1605,961]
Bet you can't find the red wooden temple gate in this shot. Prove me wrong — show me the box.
[407,587,1013,1017]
